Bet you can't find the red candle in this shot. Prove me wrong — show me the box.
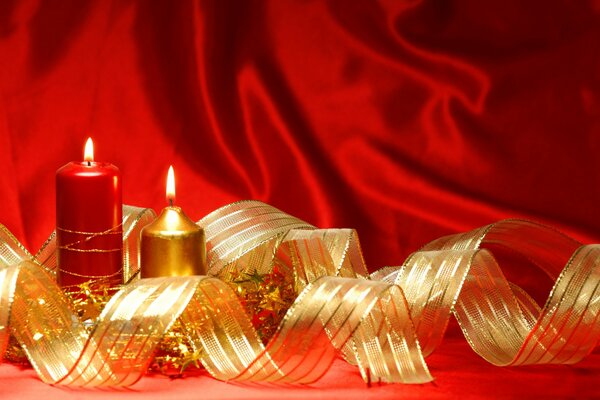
[56,137,123,288]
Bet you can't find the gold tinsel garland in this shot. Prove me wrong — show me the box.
[147,265,297,377]
[6,267,297,377]
[0,200,598,387]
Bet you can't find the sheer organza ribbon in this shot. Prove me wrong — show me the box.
[0,201,598,386]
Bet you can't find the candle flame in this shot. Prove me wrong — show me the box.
[166,165,176,205]
[84,137,94,162]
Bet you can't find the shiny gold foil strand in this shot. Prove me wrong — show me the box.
[199,200,314,279]
[0,200,598,388]
[199,201,385,378]
[0,224,32,266]
[32,231,56,271]
[392,250,476,357]
[180,275,428,384]
[386,248,538,359]
[0,206,422,385]
[412,220,554,333]
[0,225,35,360]
[199,201,368,284]
[272,221,506,369]
[56,225,123,255]
[0,197,434,384]
[444,245,600,366]
[4,259,431,386]
[231,277,430,384]
[57,276,200,386]
[278,230,340,291]
[7,262,200,386]
[212,208,430,383]
[0,206,154,370]
[403,249,534,364]
[513,244,600,365]
[203,204,598,372]
[0,258,19,362]
[275,228,376,376]
[122,205,157,282]
[393,219,600,366]
[422,219,582,279]
[281,229,369,283]
[11,206,155,280]
[9,261,88,383]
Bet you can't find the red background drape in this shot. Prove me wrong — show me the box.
[0,0,598,398]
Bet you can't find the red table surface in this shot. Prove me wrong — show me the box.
[1,0,599,398]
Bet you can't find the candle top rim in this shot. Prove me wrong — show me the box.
[72,161,118,167]
[141,228,203,237]
[57,161,120,173]
[142,206,202,236]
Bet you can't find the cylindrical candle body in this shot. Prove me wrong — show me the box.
[56,161,122,287]
[140,207,206,278]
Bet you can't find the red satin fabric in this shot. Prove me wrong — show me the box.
[0,0,598,397]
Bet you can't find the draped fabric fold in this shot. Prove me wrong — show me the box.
[0,201,598,387]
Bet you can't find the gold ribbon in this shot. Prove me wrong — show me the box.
[0,201,598,386]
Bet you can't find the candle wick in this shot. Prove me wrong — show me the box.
[169,198,174,207]
[87,161,91,166]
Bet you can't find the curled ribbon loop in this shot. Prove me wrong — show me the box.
[0,201,598,386]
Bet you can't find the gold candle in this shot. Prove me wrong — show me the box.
[140,166,207,278]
